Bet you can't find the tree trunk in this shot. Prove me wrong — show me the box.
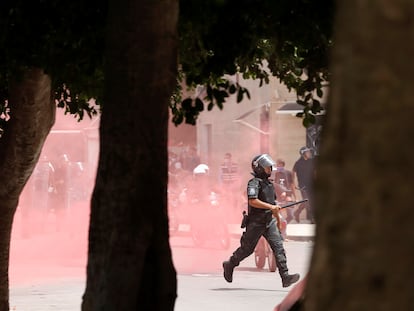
[82,1,178,310]
[306,1,414,310]
[0,68,55,311]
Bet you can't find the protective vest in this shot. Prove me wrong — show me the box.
[247,177,276,216]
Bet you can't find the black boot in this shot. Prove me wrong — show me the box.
[282,273,300,287]
[223,260,236,283]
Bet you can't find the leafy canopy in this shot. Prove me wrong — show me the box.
[0,0,106,134]
[174,0,334,126]
[0,0,334,133]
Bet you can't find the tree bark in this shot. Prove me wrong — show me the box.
[82,1,178,310]
[306,1,414,310]
[0,68,55,311]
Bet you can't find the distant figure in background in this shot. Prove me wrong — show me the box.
[168,151,184,190]
[187,164,218,202]
[219,153,240,219]
[168,151,180,172]
[292,147,315,223]
[169,161,190,193]
[181,146,200,172]
[187,164,230,247]
[219,153,239,183]
[51,153,70,231]
[273,159,296,224]
[33,155,55,211]
[23,154,55,235]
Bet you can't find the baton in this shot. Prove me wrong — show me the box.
[278,199,308,209]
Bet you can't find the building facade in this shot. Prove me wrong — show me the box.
[193,75,313,187]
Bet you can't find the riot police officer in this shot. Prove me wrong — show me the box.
[222,154,300,287]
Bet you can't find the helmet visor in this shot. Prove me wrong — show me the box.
[257,154,275,168]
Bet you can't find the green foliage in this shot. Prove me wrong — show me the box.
[0,0,107,122]
[173,0,334,126]
[0,0,334,131]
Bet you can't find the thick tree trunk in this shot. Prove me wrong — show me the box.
[306,1,414,310]
[0,68,55,311]
[82,1,178,310]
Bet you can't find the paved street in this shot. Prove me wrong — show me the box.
[10,227,313,311]
[173,239,312,311]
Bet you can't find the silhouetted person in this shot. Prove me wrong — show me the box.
[292,147,315,223]
[51,154,70,228]
[181,146,200,172]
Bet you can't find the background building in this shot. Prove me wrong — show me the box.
[193,75,314,187]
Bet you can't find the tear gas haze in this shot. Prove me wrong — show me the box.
[10,109,293,286]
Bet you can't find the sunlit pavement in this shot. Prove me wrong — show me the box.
[9,225,314,311]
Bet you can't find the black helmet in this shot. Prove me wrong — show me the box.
[251,154,275,177]
[299,146,312,156]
